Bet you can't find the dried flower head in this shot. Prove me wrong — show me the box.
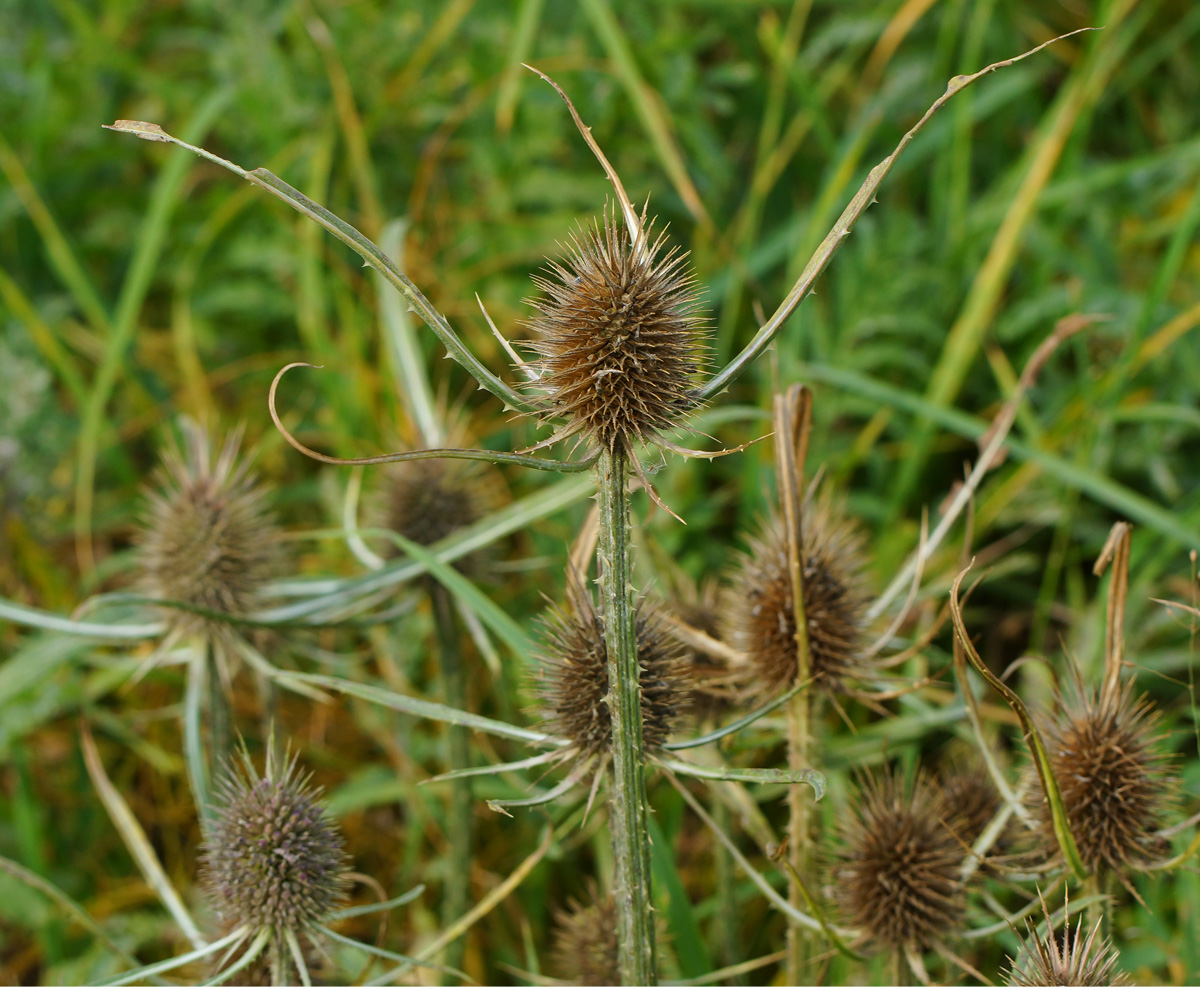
[538,570,692,758]
[727,498,868,698]
[938,759,1002,850]
[135,419,283,638]
[1034,680,1169,876]
[834,769,965,951]
[550,880,620,986]
[1005,894,1131,986]
[374,456,495,570]
[202,748,349,938]
[524,209,707,457]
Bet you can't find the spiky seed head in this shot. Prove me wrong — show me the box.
[538,573,693,757]
[374,457,495,571]
[937,760,1002,850]
[202,750,349,935]
[833,770,965,951]
[1005,898,1131,986]
[523,209,708,455]
[727,499,868,699]
[1034,682,1169,875]
[550,880,620,986]
[135,419,283,635]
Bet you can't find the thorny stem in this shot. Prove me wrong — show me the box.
[431,584,472,979]
[596,448,657,985]
[776,387,814,983]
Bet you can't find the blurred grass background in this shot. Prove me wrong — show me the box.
[1,0,1198,984]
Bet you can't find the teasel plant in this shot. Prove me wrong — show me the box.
[74,726,451,987]
[86,28,1099,985]
[950,520,1199,969]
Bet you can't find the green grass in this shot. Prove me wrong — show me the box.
[2,0,1198,984]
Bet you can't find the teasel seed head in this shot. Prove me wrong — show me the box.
[550,880,620,986]
[538,570,693,758]
[1005,895,1131,986]
[373,456,496,573]
[202,748,349,937]
[523,208,708,456]
[937,758,1002,850]
[135,419,284,637]
[833,769,965,952]
[727,499,868,698]
[1034,680,1170,876]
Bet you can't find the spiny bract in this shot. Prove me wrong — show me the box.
[538,572,692,758]
[202,751,349,935]
[135,419,283,636]
[524,209,707,456]
[833,770,965,951]
[727,499,868,699]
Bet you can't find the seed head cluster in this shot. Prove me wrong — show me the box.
[727,500,867,698]
[550,881,620,986]
[538,574,692,757]
[833,770,965,951]
[938,760,1002,850]
[524,210,707,456]
[135,420,283,635]
[1035,683,1168,875]
[202,753,349,935]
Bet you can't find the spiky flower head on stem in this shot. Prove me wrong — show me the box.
[1005,892,1131,986]
[202,747,349,941]
[135,418,284,640]
[523,207,708,459]
[727,498,868,699]
[1034,679,1170,877]
[833,769,965,952]
[537,568,693,759]
[550,879,621,986]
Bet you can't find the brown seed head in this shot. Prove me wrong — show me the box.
[524,209,708,455]
[201,750,349,936]
[727,500,868,698]
[550,880,620,986]
[834,769,965,951]
[135,420,283,636]
[374,456,496,573]
[538,572,692,757]
[937,759,1002,850]
[1034,681,1169,875]
[1005,897,1131,986]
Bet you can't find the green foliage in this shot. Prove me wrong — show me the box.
[2,0,1198,984]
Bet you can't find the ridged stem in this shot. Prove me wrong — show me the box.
[596,448,657,985]
[431,584,472,978]
[776,387,814,984]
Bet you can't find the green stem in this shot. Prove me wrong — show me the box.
[596,448,657,985]
[431,584,472,979]
[207,641,232,779]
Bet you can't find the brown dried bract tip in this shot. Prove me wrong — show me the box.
[550,880,620,986]
[1034,679,1170,876]
[135,419,284,637]
[1005,893,1131,986]
[538,569,692,758]
[727,498,868,699]
[523,207,708,456]
[833,769,965,951]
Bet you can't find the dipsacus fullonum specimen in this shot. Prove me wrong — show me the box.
[135,418,284,656]
[523,208,708,462]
